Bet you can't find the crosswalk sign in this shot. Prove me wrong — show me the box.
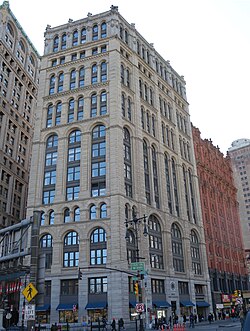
[22,282,38,302]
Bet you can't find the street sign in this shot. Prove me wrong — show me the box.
[132,276,139,281]
[131,262,145,271]
[22,282,38,302]
[25,304,35,320]
[136,303,145,313]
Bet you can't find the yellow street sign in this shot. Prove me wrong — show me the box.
[22,282,38,302]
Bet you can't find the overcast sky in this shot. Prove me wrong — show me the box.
[7,0,250,155]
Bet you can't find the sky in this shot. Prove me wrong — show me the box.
[7,0,250,155]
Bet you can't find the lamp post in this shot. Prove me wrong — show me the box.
[125,214,148,331]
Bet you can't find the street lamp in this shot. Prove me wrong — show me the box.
[125,214,148,262]
[125,213,148,331]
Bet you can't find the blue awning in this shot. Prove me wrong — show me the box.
[36,304,50,311]
[196,301,210,307]
[180,300,195,307]
[153,301,171,308]
[56,303,77,311]
[85,301,107,310]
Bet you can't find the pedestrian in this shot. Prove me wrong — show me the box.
[111,318,116,331]
[189,313,195,328]
[183,314,186,326]
[208,313,212,324]
[118,318,124,331]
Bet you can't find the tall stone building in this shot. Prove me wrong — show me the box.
[228,139,250,273]
[27,6,211,325]
[0,1,40,228]
[192,126,248,313]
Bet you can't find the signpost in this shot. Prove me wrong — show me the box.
[131,262,145,271]
[25,304,35,321]
[136,303,145,313]
[22,282,38,302]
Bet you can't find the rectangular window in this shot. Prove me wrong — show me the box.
[61,279,78,295]
[66,185,80,200]
[89,277,107,294]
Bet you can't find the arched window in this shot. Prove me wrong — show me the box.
[171,223,184,272]
[126,69,130,87]
[64,208,70,223]
[49,210,54,225]
[40,234,53,269]
[172,158,179,216]
[40,212,45,226]
[67,130,81,201]
[55,102,62,125]
[148,215,163,269]
[100,91,107,115]
[63,231,79,267]
[90,205,97,220]
[100,203,107,218]
[77,97,84,120]
[122,93,125,117]
[124,128,132,198]
[57,73,64,93]
[61,33,66,50]
[18,40,25,53]
[90,93,97,117]
[101,22,107,38]
[183,165,191,221]
[91,64,98,84]
[101,62,107,82]
[152,146,160,208]
[127,97,132,121]
[49,75,55,95]
[91,126,106,197]
[40,234,53,248]
[188,169,197,223]
[74,207,80,222]
[46,104,53,128]
[7,23,14,37]
[70,69,76,90]
[121,65,124,84]
[81,27,86,44]
[47,134,58,148]
[79,67,85,87]
[143,140,151,205]
[126,229,136,263]
[190,230,201,275]
[72,30,78,46]
[53,36,59,52]
[92,24,98,41]
[68,98,74,123]
[90,228,107,265]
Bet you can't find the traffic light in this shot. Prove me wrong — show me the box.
[134,282,139,295]
[234,290,238,297]
[78,268,82,280]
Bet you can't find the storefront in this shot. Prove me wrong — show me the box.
[85,301,108,321]
[35,304,50,324]
[56,303,78,323]
[180,300,195,317]
[152,301,171,319]
[196,301,210,320]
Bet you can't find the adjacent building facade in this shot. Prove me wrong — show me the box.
[192,126,248,313]
[25,6,212,325]
[228,139,250,274]
[0,0,40,228]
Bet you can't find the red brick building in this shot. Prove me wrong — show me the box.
[192,125,248,312]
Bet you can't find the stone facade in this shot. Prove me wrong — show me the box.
[0,1,40,228]
[27,6,211,325]
[228,139,250,274]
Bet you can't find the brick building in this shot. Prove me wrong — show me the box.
[192,125,248,313]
